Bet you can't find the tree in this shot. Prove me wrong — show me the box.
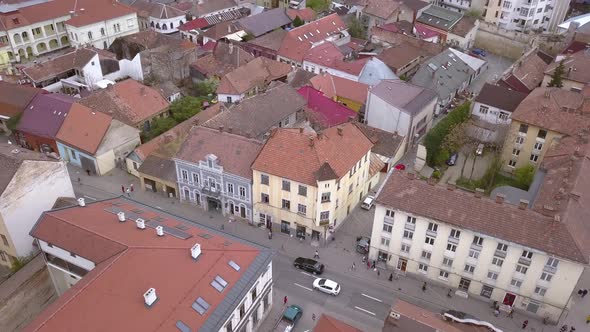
[169,96,202,122]
[307,0,331,12]
[423,101,472,166]
[5,112,22,132]
[347,16,366,38]
[293,16,304,27]
[193,78,218,97]
[141,117,177,142]
[514,165,535,189]
[547,60,564,88]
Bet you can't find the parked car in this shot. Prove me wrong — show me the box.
[446,152,459,166]
[313,278,341,296]
[361,195,375,210]
[293,257,324,274]
[274,305,303,332]
[471,48,486,57]
[356,236,370,254]
[475,143,484,156]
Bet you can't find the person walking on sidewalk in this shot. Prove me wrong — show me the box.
[312,313,316,321]
[508,308,514,318]
[126,187,131,197]
[422,282,427,292]
[377,269,380,278]
[121,185,125,193]
[283,296,288,306]
[582,289,588,298]
[130,183,134,192]
[350,262,356,271]
[314,250,319,259]
[586,314,590,324]
[521,320,528,329]
[268,231,272,240]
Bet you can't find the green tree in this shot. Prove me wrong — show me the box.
[5,112,22,131]
[194,78,218,97]
[423,101,471,166]
[293,16,304,27]
[547,60,564,88]
[141,117,177,142]
[169,96,203,122]
[514,165,535,189]
[347,16,366,39]
[307,0,331,12]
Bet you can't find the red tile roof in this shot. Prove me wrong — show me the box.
[313,314,362,332]
[286,8,317,22]
[252,122,373,186]
[22,48,97,83]
[297,86,358,128]
[377,171,587,263]
[56,103,112,155]
[0,81,42,118]
[178,17,210,31]
[546,51,590,84]
[26,198,270,332]
[216,57,292,95]
[309,73,369,104]
[278,13,347,63]
[65,0,137,27]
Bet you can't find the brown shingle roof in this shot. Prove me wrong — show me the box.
[56,103,111,155]
[474,83,527,113]
[505,50,550,91]
[545,51,590,84]
[310,73,369,105]
[0,81,41,118]
[286,8,317,21]
[370,26,446,56]
[252,123,373,186]
[192,42,255,78]
[449,16,476,37]
[137,154,177,183]
[354,122,404,159]
[248,29,288,51]
[377,172,587,263]
[78,79,169,127]
[216,57,292,95]
[510,87,590,136]
[22,48,97,82]
[176,126,262,179]
[364,0,401,19]
[377,43,426,72]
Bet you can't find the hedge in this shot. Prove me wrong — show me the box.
[424,101,471,166]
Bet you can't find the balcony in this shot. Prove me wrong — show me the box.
[543,265,557,274]
[448,236,460,245]
[404,223,415,231]
[426,230,437,237]
[45,252,88,277]
[518,257,532,266]
[319,219,330,226]
[494,250,507,258]
[202,185,221,197]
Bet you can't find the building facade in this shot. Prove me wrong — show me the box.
[66,12,139,50]
[482,0,569,32]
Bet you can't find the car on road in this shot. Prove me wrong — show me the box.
[293,257,324,274]
[361,195,375,210]
[356,236,370,254]
[313,278,341,296]
[471,48,486,57]
[446,152,459,166]
[475,143,484,156]
[274,305,303,332]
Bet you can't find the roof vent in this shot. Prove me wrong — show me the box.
[518,199,529,210]
[136,218,146,229]
[77,198,86,207]
[117,211,126,222]
[495,193,505,204]
[389,310,401,320]
[191,243,202,259]
[144,288,158,307]
[156,226,164,236]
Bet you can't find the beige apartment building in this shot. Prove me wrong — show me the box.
[252,123,373,242]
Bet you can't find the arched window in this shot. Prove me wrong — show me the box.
[162,23,167,30]
[170,22,173,29]
[100,28,105,36]
[150,21,155,28]
[156,23,160,29]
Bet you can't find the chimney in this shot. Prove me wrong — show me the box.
[495,193,505,204]
[447,183,456,191]
[474,188,484,198]
[554,214,561,223]
[574,146,582,157]
[136,218,146,229]
[299,127,304,133]
[218,125,224,132]
[543,204,555,212]
[191,243,202,260]
[337,127,343,136]
[518,199,529,210]
[229,42,234,54]
[143,288,158,307]
[77,197,86,207]
[309,136,314,146]
[270,128,277,137]
[156,225,164,236]
[117,211,126,222]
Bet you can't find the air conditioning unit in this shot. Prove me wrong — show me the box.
[191,243,202,259]
[117,211,126,222]
[389,311,401,320]
[136,218,146,229]
[156,226,164,236]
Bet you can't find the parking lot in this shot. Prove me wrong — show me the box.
[440,150,494,184]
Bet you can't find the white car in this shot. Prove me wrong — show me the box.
[313,278,341,296]
[361,195,375,210]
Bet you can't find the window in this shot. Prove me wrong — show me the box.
[537,129,547,139]
[540,272,553,282]
[239,186,246,198]
[403,230,414,239]
[192,297,210,315]
[260,174,269,185]
[492,257,504,267]
[227,183,233,194]
[499,112,509,120]
[181,170,188,181]
[450,229,461,239]
[521,250,533,260]
[519,124,529,134]
[386,210,395,218]
[425,236,435,245]
[487,271,499,280]
[87,31,93,40]
[282,180,290,191]
[127,18,134,27]
[406,216,416,224]
[297,204,307,215]
[320,211,329,221]
[0,251,5,262]
[446,243,457,252]
[515,136,525,144]
[381,237,390,246]
[479,105,489,114]
[192,173,199,184]
[348,184,353,193]
[481,285,493,298]
[508,159,517,167]
[100,27,105,36]
[298,185,307,197]
[33,27,41,34]
[261,193,269,203]
[211,275,228,292]
[281,199,290,210]
[497,243,508,252]
[533,142,543,150]
[468,249,480,259]
[510,279,522,288]
[421,251,431,260]
[401,244,410,253]
[427,223,438,232]
[418,263,428,273]
[503,1,511,8]
[516,265,528,274]
[442,257,453,267]
[1,235,8,247]
[520,7,529,16]
[439,270,449,279]
[382,222,393,233]
[530,154,539,162]
[472,236,483,246]
[534,286,547,296]
[226,96,232,103]
[546,257,559,268]
[537,7,542,13]
[321,192,331,202]
[464,264,475,273]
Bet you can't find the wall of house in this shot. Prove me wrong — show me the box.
[472,101,512,125]
[67,13,139,50]
[81,54,105,89]
[39,240,93,296]
[111,134,141,169]
[149,15,186,34]
[57,142,98,173]
[0,214,15,267]
[6,15,71,62]
[139,173,177,198]
[302,60,360,82]
[365,93,412,137]
[500,119,561,172]
[218,93,245,103]
[447,25,478,50]
[16,131,59,153]
[336,95,363,112]
[0,161,74,260]
[369,203,584,322]
[105,53,144,82]
[95,149,117,175]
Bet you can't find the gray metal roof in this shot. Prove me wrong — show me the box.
[410,49,474,102]
[417,5,463,31]
[369,80,437,116]
[237,8,292,37]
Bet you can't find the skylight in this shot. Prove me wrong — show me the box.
[191,297,210,315]
[211,275,228,292]
[229,260,241,271]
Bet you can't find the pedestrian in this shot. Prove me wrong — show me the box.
[78,177,81,184]
[268,231,272,240]
[126,187,130,197]
[522,319,528,329]
[494,309,500,317]
[366,260,370,269]
[121,185,125,193]
[377,269,380,278]
[312,313,316,321]
[283,296,288,306]
[422,282,427,292]
[570,327,576,332]
[508,308,514,318]
[130,183,134,192]
[220,224,224,230]
[389,273,393,281]
[578,289,583,296]
[560,325,568,332]
[372,260,376,269]
[314,250,319,259]
[350,262,355,271]
[447,289,452,298]
[586,314,590,324]
[583,289,588,298]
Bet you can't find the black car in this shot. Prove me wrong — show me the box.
[293,257,324,274]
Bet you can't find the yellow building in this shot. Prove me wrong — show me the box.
[309,73,369,112]
[252,123,374,242]
[0,49,11,74]
[501,88,590,172]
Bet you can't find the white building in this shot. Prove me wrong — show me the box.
[65,7,139,50]
[472,83,527,125]
[369,171,587,323]
[365,80,437,148]
[123,0,187,34]
[0,144,74,268]
[29,197,274,332]
[495,0,569,32]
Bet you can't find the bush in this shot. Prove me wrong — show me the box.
[292,16,304,27]
[514,165,535,189]
[423,101,471,166]
[193,78,218,97]
[432,169,441,179]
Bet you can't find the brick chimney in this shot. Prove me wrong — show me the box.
[337,127,343,136]
[495,193,505,204]
[518,199,529,210]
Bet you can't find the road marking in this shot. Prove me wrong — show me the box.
[300,271,314,277]
[294,283,313,292]
[83,195,97,201]
[361,293,383,302]
[155,206,163,210]
[354,306,376,316]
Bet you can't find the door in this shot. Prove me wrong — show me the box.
[502,292,516,306]
[240,206,246,218]
[144,178,157,192]
[397,258,407,272]
[80,155,97,175]
[229,202,234,215]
